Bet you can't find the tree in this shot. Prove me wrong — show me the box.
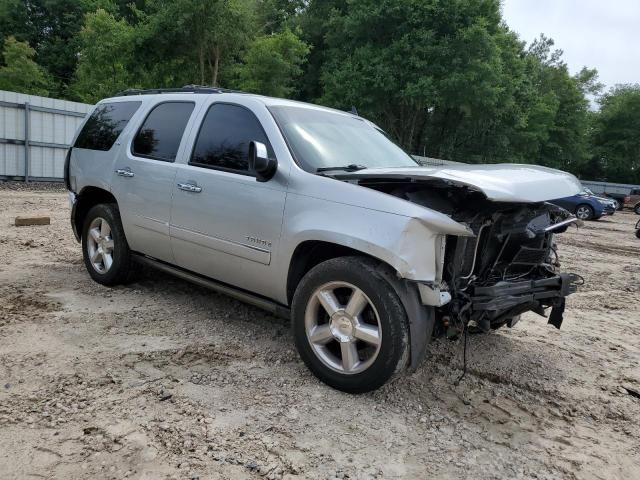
[255,0,304,33]
[295,0,347,102]
[516,36,597,172]
[0,0,95,96]
[0,36,52,95]
[317,0,519,156]
[311,1,598,170]
[142,0,253,87]
[70,9,138,102]
[0,0,622,183]
[589,85,640,183]
[235,29,309,97]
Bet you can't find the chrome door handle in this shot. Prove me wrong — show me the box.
[177,183,202,193]
[115,168,134,177]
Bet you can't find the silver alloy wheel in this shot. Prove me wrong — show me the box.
[86,217,115,274]
[304,281,382,375]
[576,205,592,220]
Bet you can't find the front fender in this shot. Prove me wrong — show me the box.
[279,192,472,284]
[587,199,605,216]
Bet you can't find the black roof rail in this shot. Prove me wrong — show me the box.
[116,85,246,96]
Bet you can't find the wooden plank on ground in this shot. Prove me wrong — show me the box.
[14,216,50,226]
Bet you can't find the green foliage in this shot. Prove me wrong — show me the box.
[235,29,309,97]
[294,0,346,101]
[0,36,52,95]
[588,85,640,183]
[317,0,515,155]
[514,36,594,171]
[0,0,638,183]
[69,9,139,102]
[0,0,97,96]
[315,1,595,170]
[141,0,254,87]
[255,0,304,33]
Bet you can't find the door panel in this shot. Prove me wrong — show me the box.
[111,101,197,263]
[112,156,177,262]
[170,224,270,265]
[169,101,288,300]
[170,165,286,299]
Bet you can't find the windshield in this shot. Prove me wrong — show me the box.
[269,105,418,172]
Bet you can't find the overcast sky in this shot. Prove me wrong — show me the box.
[502,0,640,90]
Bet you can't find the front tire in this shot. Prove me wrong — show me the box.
[291,256,409,393]
[82,203,132,286]
[575,204,594,220]
[634,203,640,215]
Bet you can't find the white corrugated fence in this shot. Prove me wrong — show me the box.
[0,90,92,181]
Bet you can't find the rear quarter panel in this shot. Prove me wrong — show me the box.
[69,99,149,195]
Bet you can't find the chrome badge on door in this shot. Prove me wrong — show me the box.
[246,235,272,249]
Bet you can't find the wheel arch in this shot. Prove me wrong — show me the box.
[575,202,595,219]
[286,240,434,371]
[72,186,118,242]
[288,240,394,305]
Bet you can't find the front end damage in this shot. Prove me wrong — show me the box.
[356,177,583,336]
[438,202,581,334]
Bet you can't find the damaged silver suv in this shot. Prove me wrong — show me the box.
[65,87,582,393]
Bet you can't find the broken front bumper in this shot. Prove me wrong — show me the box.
[470,273,581,329]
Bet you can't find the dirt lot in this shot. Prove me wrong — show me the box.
[0,183,639,480]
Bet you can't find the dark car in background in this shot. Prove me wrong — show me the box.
[626,188,640,214]
[598,188,640,213]
[551,190,616,220]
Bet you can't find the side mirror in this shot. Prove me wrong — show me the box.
[249,141,277,182]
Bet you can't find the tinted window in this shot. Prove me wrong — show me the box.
[191,103,273,173]
[132,102,195,161]
[75,101,141,151]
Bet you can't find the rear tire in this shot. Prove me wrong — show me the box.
[634,204,640,215]
[82,203,132,286]
[291,256,409,393]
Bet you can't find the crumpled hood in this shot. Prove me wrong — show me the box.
[339,163,583,203]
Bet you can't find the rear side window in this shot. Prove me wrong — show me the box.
[132,102,195,162]
[190,103,273,174]
[74,101,141,151]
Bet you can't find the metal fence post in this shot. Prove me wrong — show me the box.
[24,101,30,183]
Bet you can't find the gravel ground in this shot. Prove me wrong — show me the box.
[1,183,639,480]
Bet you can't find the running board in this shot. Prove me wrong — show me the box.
[131,253,290,319]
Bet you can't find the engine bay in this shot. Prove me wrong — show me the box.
[358,178,582,335]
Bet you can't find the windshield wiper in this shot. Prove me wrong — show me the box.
[316,164,367,173]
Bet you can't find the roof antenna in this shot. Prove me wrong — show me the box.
[350,106,359,116]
